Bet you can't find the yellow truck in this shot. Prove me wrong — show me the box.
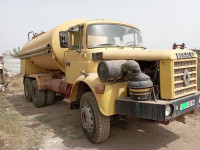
[20,19,200,143]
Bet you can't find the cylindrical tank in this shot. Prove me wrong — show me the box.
[21,19,87,72]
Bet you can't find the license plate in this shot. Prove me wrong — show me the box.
[180,100,195,110]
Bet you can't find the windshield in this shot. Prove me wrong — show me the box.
[87,24,143,48]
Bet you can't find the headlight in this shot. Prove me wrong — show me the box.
[165,104,173,117]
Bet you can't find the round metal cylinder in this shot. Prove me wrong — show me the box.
[97,60,126,81]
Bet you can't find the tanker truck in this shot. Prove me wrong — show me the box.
[20,19,200,143]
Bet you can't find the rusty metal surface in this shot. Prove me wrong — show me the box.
[24,73,52,90]
[49,79,72,97]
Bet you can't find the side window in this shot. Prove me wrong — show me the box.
[70,31,81,50]
[59,31,68,48]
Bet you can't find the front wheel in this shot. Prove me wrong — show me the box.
[80,92,110,143]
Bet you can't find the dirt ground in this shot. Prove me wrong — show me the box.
[0,75,200,150]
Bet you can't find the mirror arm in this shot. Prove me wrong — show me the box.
[75,26,83,53]
[79,26,83,53]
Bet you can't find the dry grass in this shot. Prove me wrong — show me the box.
[6,74,24,93]
[0,112,21,135]
[35,114,51,124]
[0,75,43,150]
[194,108,200,116]
[0,74,24,146]
[0,98,23,149]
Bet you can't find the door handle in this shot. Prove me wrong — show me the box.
[66,62,70,66]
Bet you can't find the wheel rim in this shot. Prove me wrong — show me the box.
[81,105,94,132]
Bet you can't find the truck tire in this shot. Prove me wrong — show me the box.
[32,80,45,108]
[24,78,33,101]
[45,90,55,106]
[80,91,110,143]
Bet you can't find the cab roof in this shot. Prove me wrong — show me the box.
[85,19,139,30]
[63,19,140,31]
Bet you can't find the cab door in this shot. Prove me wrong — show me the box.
[65,26,86,84]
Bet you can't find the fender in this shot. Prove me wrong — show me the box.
[71,73,127,116]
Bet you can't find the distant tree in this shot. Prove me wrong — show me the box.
[11,46,21,58]
[196,50,200,57]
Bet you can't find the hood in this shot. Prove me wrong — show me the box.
[99,49,197,61]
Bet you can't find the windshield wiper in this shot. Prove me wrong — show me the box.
[96,44,124,48]
[97,43,113,46]
[134,46,146,49]
[127,45,146,49]
[95,44,146,49]
[109,45,124,48]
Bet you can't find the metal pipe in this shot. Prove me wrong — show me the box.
[28,31,34,41]
[20,49,51,59]
[19,44,50,57]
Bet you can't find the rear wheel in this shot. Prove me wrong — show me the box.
[32,80,45,108]
[80,91,110,143]
[45,90,55,106]
[24,78,33,101]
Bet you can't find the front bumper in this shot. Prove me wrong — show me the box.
[116,92,200,121]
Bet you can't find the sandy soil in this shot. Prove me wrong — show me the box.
[0,76,200,150]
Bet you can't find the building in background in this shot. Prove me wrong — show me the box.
[1,50,20,74]
[0,56,3,64]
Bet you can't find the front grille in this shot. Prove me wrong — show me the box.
[174,59,197,98]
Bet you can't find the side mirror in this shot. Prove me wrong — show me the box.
[59,31,68,48]
[68,26,79,32]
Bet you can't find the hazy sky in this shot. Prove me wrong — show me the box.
[0,0,200,55]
